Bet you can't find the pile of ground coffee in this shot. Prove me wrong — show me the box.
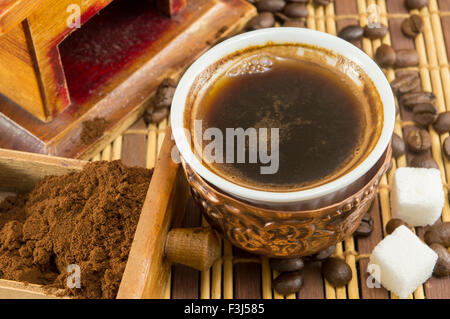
[80,117,108,145]
[0,161,153,299]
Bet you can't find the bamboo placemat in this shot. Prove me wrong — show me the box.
[90,0,450,299]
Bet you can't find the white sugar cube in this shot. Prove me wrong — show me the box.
[369,226,437,299]
[390,167,444,226]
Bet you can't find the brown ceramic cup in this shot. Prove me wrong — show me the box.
[171,28,395,257]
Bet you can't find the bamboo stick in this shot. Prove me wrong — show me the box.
[146,123,158,169]
[211,239,223,299]
[101,144,111,161]
[261,257,273,299]
[200,218,211,299]
[157,119,167,154]
[223,240,233,299]
[112,135,123,160]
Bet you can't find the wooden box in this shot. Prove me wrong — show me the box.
[0,130,192,298]
[0,0,255,159]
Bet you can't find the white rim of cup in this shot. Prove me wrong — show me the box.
[171,28,395,204]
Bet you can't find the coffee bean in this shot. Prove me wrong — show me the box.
[433,112,450,134]
[283,19,306,27]
[401,15,424,38]
[154,78,176,109]
[283,3,308,18]
[322,257,352,287]
[256,0,286,12]
[395,49,419,68]
[144,107,169,124]
[424,222,450,247]
[338,25,364,42]
[391,75,420,95]
[444,137,450,160]
[312,245,336,261]
[407,128,431,152]
[269,257,304,272]
[405,0,428,10]
[354,213,374,237]
[288,0,309,2]
[272,271,304,295]
[392,133,406,158]
[390,73,420,95]
[247,12,276,30]
[363,24,388,39]
[314,0,333,5]
[410,155,439,169]
[395,69,419,78]
[413,103,438,126]
[386,218,409,235]
[375,44,396,68]
[430,243,450,277]
[400,91,436,110]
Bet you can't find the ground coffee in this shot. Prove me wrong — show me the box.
[80,117,108,145]
[0,161,152,299]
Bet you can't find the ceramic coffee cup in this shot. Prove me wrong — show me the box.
[171,28,395,257]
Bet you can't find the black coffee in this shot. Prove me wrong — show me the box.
[190,55,377,192]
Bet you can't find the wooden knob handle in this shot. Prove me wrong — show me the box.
[165,227,221,271]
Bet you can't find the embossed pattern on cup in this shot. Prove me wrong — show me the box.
[182,147,392,258]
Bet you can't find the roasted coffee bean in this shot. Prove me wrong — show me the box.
[386,218,409,235]
[410,155,439,169]
[283,19,306,27]
[424,222,450,247]
[392,133,406,158]
[406,128,431,152]
[288,0,309,2]
[312,245,336,261]
[430,243,450,277]
[390,73,420,95]
[405,0,428,10]
[283,3,308,18]
[395,70,419,79]
[375,44,396,68]
[400,91,436,110]
[401,14,424,38]
[444,137,450,160]
[433,112,450,134]
[269,257,304,272]
[338,25,364,42]
[322,258,352,287]
[272,271,304,295]
[394,49,419,68]
[354,213,374,237]
[314,0,333,5]
[256,0,286,12]
[247,12,276,30]
[363,24,388,39]
[144,107,169,124]
[413,103,438,126]
[154,78,176,109]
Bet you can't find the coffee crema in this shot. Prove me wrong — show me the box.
[184,44,383,192]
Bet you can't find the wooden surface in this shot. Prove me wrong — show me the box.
[0,0,46,35]
[0,0,255,159]
[0,22,46,120]
[85,0,449,299]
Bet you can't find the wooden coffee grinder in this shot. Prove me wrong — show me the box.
[0,0,255,158]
